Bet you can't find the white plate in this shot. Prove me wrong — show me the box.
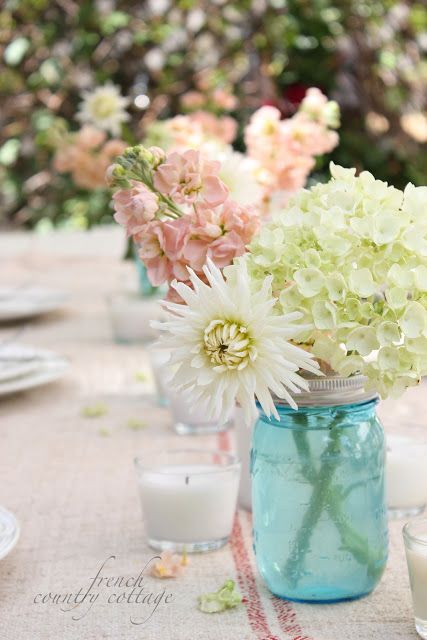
[0,506,20,560]
[0,345,69,397]
[0,286,69,322]
[0,344,42,382]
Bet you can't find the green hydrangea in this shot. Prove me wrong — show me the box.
[245,163,427,398]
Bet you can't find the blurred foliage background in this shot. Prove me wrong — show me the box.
[0,0,426,230]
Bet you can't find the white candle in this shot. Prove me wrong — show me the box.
[135,450,240,552]
[403,520,427,638]
[387,435,427,517]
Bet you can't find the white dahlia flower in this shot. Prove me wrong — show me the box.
[154,259,319,423]
[76,83,130,136]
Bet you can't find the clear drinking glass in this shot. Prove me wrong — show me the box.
[168,390,232,435]
[134,449,240,553]
[387,435,427,519]
[403,519,427,639]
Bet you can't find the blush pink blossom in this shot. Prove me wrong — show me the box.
[181,91,206,110]
[189,111,237,145]
[211,88,238,111]
[113,181,159,236]
[75,125,106,150]
[182,200,260,271]
[153,149,229,206]
[137,221,173,286]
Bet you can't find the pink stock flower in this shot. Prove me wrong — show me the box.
[190,111,237,144]
[75,125,106,150]
[137,217,191,286]
[281,115,338,157]
[113,181,159,236]
[166,115,205,150]
[181,91,206,110]
[138,221,173,286]
[53,126,126,190]
[182,200,259,271]
[211,88,238,111]
[299,87,328,120]
[154,149,229,206]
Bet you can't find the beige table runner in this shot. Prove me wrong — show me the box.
[0,228,421,639]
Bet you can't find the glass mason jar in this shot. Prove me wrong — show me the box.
[252,375,388,603]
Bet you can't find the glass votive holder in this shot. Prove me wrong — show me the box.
[107,291,162,344]
[403,519,427,639]
[134,449,241,553]
[146,343,170,408]
[168,390,232,435]
[387,435,427,519]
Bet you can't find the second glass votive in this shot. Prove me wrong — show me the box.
[403,519,427,639]
[168,390,232,435]
[135,449,240,553]
[387,435,427,519]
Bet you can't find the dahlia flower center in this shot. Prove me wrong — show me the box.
[203,319,256,370]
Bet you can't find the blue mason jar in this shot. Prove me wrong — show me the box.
[251,375,388,603]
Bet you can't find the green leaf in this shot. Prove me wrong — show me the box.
[100,11,130,36]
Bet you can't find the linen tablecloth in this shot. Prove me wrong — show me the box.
[0,227,421,639]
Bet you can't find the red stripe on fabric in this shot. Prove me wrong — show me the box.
[217,429,231,452]
[270,597,313,640]
[244,504,313,640]
[217,430,280,640]
[229,515,281,640]
[217,430,312,640]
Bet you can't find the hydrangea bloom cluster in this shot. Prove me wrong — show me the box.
[109,145,260,294]
[245,88,340,199]
[246,162,427,398]
[53,126,127,190]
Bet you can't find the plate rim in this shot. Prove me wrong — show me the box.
[0,505,20,561]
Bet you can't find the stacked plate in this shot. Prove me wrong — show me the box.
[0,286,68,322]
[0,507,19,560]
[0,344,69,397]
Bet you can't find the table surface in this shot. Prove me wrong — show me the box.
[0,226,423,640]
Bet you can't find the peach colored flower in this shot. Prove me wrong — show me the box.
[153,149,229,206]
[211,88,238,111]
[150,551,188,579]
[113,182,159,235]
[137,218,192,286]
[181,91,206,110]
[190,111,237,145]
[75,125,106,150]
[182,200,259,271]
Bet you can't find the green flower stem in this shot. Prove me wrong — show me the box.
[284,424,342,588]
[286,421,383,587]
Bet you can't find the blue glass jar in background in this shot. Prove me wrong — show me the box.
[133,243,159,297]
[251,375,388,603]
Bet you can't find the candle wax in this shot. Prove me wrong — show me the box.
[138,464,239,544]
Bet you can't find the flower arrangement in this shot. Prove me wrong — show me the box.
[109,146,260,295]
[51,84,129,191]
[245,88,340,200]
[155,162,427,419]
[144,88,339,214]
